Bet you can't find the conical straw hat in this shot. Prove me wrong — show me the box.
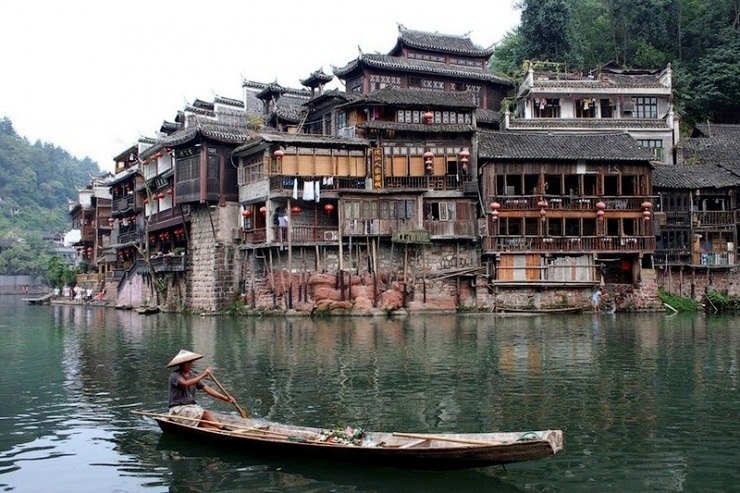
[167,349,203,368]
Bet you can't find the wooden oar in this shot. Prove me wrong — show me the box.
[392,432,505,446]
[208,372,249,418]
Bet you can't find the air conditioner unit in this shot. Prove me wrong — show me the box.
[324,230,339,241]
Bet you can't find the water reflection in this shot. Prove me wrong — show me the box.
[1,297,738,491]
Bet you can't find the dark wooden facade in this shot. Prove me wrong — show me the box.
[479,132,656,285]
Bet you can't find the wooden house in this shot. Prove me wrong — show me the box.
[505,61,677,164]
[652,164,738,269]
[478,132,656,287]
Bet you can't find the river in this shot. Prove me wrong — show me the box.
[0,295,737,492]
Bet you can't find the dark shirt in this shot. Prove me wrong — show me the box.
[169,370,205,407]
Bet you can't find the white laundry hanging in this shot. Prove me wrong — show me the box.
[314,181,320,202]
[303,180,315,201]
[292,178,298,200]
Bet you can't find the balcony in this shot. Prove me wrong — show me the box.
[490,195,650,211]
[483,235,655,254]
[149,254,187,273]
[112,195,137,216]
[240,226,339,246]
[268,175,470,193]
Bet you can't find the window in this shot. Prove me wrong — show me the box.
[635,97,658,119]
[637,139,664,162]
[427,202,456,221]
[576,98,596,118]
[534,98,560,118]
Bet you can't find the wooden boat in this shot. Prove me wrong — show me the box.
[135,410,563,470]
[496,305,587,314]
[23,293,52,305]
[135,306,160,315]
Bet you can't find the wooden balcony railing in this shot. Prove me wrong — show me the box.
[268,175,470,193]
[149,254,187,272]
[112,195,136,215]
[483,235,656,253]
[489,195,651,211]
[654,249,735,267]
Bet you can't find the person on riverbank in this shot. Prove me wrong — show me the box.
[591,287,603,312]
[167,349,235,429]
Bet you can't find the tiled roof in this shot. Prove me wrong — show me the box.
[359,120,474,134]
[693,123,740,138]
[337,87,477,109]
[391,25,495,58]
[508,118,669,130]
[478,132,654,161]
[653,163,740,189]
[233,131,369,154]
[161,119,250,147]
[192,99,214,110]
[529,74,667,89]
[160,121,180,134]
[475,108,499,124]
[300,68,334,87]
[680,125,740,163]
[333,53,512,85]
[214,95,244,108]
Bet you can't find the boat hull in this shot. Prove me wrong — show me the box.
[151,412,563,470]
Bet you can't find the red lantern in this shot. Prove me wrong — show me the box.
[242,209,252,218]
[274,149,284,159]
[537,199,548,209]
[259,206,267,215]
[157,193,165,200]
[597,209,605,221]
[459,149,470,163]
[323,203,335,214]
[596,201,606,210]
[643,210,652,220]
[423,111,434,124]
[489,201,501,212]
[641,201,652,210]
[291,205,302,215]
[491,209,499,220]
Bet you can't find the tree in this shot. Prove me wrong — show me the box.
[517,0,575,62]
[47,255,76,288]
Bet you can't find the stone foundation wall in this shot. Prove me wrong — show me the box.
[187,204,240,312]
[657,266,740,300]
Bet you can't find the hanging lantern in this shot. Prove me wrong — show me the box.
[108,217,114,224]
[242,209,252,218]
[274,149,285,159]
[423,111,434,124]
[537,199,548,209]
[259,206,267,215]
[596,200,606,210]
[323,203,335,214]
[291,205,302,215]
[459,149,470,162]
[167,189,174,195]
[641,201,652,210]
[490,201,501,212]
[597,209,605,221]
[643,210,652,221]
[491,209,499,221]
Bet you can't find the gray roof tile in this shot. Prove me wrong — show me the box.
[653,163,740,189]
[479,132,654,161]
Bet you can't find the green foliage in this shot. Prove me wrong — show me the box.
[0,233,52,277]
[0,117,101,236]
[704,289,740,313]
[658,288,699,312]
[47,255,76,288]
[0,117,101,275]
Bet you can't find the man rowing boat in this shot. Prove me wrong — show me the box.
[167,349,235,429]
